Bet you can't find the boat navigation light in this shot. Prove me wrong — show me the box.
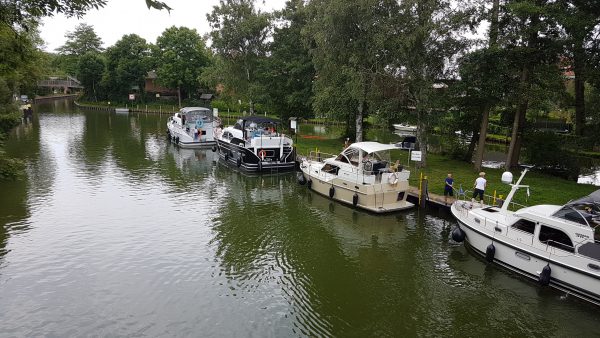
[501,171,513,184]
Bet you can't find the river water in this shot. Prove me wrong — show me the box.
[1,100,599,336]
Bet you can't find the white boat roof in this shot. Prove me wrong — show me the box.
[180,107,211,113]
[349,142,398,154]
[514,205,561,218]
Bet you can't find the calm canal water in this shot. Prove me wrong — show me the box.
[1,100,599,336]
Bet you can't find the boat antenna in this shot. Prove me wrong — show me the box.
[500,166,531,213]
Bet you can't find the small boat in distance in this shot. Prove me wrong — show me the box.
[167,107,220,148]
[393,123,417,132]
[451,168,600,305]
[298,142,414,213]
[215,116,295,173]
[115,108,129,114]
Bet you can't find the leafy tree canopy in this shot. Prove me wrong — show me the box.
[154,26,209,102]
[207,0,270,113]
[56,23,103,56]
[103,34,151,101]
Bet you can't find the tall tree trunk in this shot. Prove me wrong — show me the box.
[472,0,500,170]
[356,99,364,142]
[464,128,480,162]
[473,104,490,171]
[505,66,530,170]
[573,42,586,136]
[488,0,500,46]
[177,86,181,108]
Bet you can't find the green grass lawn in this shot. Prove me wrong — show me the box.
[294,135,598,207]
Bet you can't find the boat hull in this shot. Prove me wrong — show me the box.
[216,139,295,173]
[167,124,216,148]
[451,202,600,305]
[300,162,414,213]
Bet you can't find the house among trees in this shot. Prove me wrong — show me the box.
[144,70,178,99]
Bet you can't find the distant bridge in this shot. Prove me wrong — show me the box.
[38,75,83,93]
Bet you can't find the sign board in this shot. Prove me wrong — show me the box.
[213,108,219,117]
[155,93,160,98]
[128,94,135,100]
[411,151,422,162]
[290,119,297,132]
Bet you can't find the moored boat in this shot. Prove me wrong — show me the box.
[215,116,295,173]
[167,107,219,148]
[298,142,414,213]
[451,168,600,305]
[393,123,417,132]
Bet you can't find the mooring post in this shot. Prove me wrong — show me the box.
[420,175,428,208]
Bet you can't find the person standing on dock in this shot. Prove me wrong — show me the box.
[444,173,454,205]
[472,172,486,206]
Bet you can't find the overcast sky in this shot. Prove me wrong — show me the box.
[40,0,287,52]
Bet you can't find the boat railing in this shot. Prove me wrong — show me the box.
[455,188,527,211]
[306,151,338,163]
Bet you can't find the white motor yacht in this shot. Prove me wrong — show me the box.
[451,168,600,305]
[298,142,414,213]
[167,107,220,148]
[215,116,295,172]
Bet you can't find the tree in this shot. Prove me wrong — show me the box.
[472,0,501,171]
[207,0,270,115]
[0,21,45,103]
[1,0,171,30]
[57,23,103,56]
[503,0,562,169]
[263,0,315,121]
[551,0,600,136]
[154,26,209,107]
[103,34,151,102]
[306,0,396,142]
[55,23,103,77]
[0,0,107,31]
[78,52,105,100]
[392,0,473,167]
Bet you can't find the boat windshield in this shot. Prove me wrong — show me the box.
[553,190,600,227]
[336,147,360,165]
[246,121,279,137]
[185,110,213,122]
[335,148,391,171]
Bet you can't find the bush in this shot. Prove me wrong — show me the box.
[524,131,580,180]
[0,111,21,134]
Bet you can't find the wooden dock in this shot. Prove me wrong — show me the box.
[407,186,456,210]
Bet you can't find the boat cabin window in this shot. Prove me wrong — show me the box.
[511,219,536,234]
[234,120,243,130]
[538,225,574,252]
[223,131,232,140]
[321,163,339,175]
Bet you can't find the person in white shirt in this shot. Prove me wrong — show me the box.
[472,172,486,205]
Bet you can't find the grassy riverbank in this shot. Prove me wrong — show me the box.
[294,135,597,207]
